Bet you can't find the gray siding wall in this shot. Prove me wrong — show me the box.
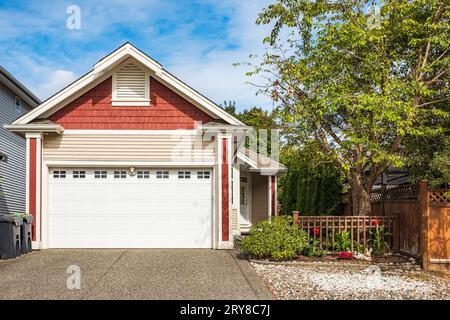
[0,82,32,215]
[251,173,269,224]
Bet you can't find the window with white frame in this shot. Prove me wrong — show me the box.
[178,171,191,179]
[112,60,150,106]
[94,170,108,179]
[137,170,150,179]
[53,170,66,178]
[73,170,86,179]
[15,96,22,113]
[156,170,169,179]
[114,170,127,179]
[197,171,210,179]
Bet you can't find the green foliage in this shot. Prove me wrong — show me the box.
[279,144,344,215]
[219,105,278,156]
[220,100,237,116]
[248,0,450,214]
[241,216,309,260]
[304,237,326,257]
[334,230,352,252]
[407,134,450,187]
[369,225,392,255]
[352,241,365,254]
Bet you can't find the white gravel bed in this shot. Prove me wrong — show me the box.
[251,263,450,300]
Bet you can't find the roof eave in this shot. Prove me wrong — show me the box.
[4,124,64,135]
[0,66,41,107]
[247,167,288,176]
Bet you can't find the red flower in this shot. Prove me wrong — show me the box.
[338,251,353,259]
[313,228,320,236]
[371,219,381,226]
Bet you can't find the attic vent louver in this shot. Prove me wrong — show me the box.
[112,60,150,106]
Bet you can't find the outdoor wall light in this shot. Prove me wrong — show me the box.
[0,152,7,163]
[129,167,136,176]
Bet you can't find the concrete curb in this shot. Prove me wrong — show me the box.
[248,258,423,271]
[228,250,275,300]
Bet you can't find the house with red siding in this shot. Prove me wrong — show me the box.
[5,43,286,249]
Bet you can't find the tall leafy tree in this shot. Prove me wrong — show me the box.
[220,104,278,155]
[249,0,449,215]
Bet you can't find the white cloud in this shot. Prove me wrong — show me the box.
[0,0,276,110]
[162,0,276,111]
[35,70,77,100]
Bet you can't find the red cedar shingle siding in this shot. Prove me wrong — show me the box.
[49,77,215,129]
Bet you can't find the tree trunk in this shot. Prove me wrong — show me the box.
[350,171,371,216]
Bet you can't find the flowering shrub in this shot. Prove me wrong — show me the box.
[242,216,309,261]
[338,251,353,259]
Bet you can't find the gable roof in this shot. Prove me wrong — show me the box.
[12,43,244,126]
[0,65,41,108]
[238,147,287,175]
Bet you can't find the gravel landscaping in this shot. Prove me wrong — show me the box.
[252,262,450,300]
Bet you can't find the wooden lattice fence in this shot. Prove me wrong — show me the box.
[341,181,450,270]
[293,214,393,254]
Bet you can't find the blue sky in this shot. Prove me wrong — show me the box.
[0,0,274,111]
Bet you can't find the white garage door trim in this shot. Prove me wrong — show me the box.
[45,167,213,249]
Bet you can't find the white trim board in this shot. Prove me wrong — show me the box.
[43,161,215,168]
[62,129,198,135]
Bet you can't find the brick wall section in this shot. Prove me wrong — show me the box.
[49,77,215,129]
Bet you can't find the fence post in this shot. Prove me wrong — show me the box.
[419,181,430,270]
[292,211,299,225]
[392,211,400,253]
[381,185,386,216]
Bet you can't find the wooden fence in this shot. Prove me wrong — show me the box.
[342,181,450,271]
[292,214,393,254]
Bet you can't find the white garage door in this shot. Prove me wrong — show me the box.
[47,168,213,248]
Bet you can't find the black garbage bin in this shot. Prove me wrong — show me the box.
[20,214,33,254]
[0,214,22,260]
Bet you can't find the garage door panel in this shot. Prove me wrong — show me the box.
[49,200,211,214]
[48,168,213,248]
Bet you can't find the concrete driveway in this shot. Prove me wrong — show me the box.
[0,249,273,300]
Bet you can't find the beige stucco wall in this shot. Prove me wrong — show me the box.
[43,132,215,162]
[251,172,268,224]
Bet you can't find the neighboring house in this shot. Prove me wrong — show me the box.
[6,43,286,250]
[372,167,412,190]
[0,66,40,217]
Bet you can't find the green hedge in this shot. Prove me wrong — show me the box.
[279,146,344,216]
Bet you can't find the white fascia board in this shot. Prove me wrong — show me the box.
[94,44,162,76]
[4,124,64,134]
[12,70,99,125]
[237,151,258,169]
[247,167,288,176]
